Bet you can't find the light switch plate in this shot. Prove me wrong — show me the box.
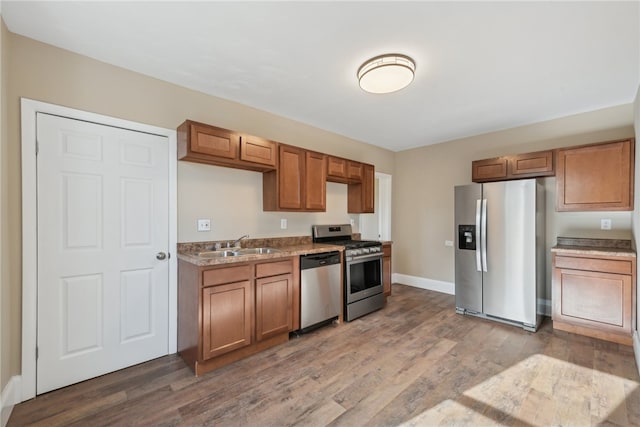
[600,219,612,230]
[445,240,454,247]
[197,219,211,232]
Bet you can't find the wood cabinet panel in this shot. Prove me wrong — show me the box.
[551,252,636,345]
[554,256,632,275]
[556,139,634,211]
[255,274,293,341]
[348,161,363,181]
[278,145,304,210]
[472,150,555,183]
[327,156,348,181]
[203,264,251,287]
[349,163,375,213]
[509,150,554,177]
[558,270,627,327]
[202,280,252,360]
[383,243,392,297]
[263,145,326,212]
[305,151,327,211]
[255,259,293,278]
[191,122,238,159]
[177,120,276,172]
[472,157,508,182]
[240,135,277,167]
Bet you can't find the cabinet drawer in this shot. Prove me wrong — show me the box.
[554,255,632,275]
[203,265,251,287]
[256,259,293,278]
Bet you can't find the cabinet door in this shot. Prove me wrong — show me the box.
[202,280,252,360]
[305,151,327,211]
[255,273,293,341]
[190,122,239,159]
[240,135,277,167]
[509,150,554,177]
[383,244,392,296]
[553,268,632,334]
[348,161,363,181]
[327,156,348,181]
[362,164,375,213]
[348,163,375,213]
[278,145,304,209]
[556,139,634,211]
[472,157,508,182]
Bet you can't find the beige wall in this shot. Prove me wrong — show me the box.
[0,17,5,393]
[393,105,635,301]
[2,32,395,385]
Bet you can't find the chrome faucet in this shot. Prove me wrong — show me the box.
[227,234,249,248]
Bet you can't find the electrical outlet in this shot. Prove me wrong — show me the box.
[197,219,211,232]
[350,219,355,226]
[600,218,612,230]
[280,218,287,229]
[445,240,453,247]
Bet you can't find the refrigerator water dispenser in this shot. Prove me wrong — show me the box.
[458,225,476,250]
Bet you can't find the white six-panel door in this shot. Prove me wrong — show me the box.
[36,113,170,394]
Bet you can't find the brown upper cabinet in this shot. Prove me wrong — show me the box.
[472,149,554,183]
[348,163,375,213]
[178,120,277,172]
[327,156,348,181]
[263,144,327,211]
[556,138,634,212]
[327,156,363,183]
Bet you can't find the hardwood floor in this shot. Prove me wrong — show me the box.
[9,284,640,426]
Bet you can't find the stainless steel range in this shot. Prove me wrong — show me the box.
[312,224,385,321]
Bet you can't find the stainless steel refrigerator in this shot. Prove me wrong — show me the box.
[454,179,545,331]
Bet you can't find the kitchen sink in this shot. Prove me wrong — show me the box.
[235,247,281,255]
[195,247,281,258]
[196,250,238,258]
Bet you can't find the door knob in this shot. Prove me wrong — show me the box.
[156,252,167,260]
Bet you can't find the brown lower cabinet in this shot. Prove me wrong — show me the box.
[382,243,392,297]
[552,252,636,345]
[178,257,299,376]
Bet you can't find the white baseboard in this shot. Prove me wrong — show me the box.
[1,376,21,427]
[634,331,640,377]
[392,273,454,295]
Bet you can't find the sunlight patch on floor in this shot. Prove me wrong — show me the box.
[399,353,639,426]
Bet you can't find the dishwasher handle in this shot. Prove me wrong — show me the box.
[300,251,341,270]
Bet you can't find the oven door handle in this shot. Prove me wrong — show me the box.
[348,253,383,263]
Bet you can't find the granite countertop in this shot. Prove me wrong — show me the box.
[177,242,344,267]
[551,237,636,257]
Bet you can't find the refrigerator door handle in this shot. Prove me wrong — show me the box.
[475,199,482,272]
[481,198,488,272]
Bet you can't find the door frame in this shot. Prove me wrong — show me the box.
[20,98,178,401]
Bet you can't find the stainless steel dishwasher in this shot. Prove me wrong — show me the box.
[300,251,341,331]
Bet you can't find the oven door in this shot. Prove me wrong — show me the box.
[346,253,383,303]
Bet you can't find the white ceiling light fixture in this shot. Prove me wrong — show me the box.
[357,54,416,94]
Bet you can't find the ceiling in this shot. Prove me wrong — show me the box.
[2,1,639,152]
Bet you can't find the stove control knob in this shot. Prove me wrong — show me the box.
[353,249,362,256]
[362,248,370,254]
